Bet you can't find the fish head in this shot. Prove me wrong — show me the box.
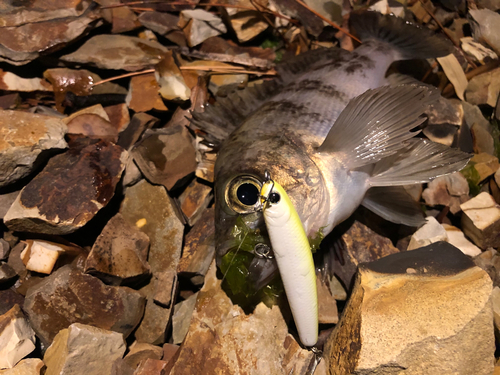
[214,133,329,291]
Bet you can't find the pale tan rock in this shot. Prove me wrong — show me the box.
[111,341,163,375]
[317,277,338,324]
[470,9,500,55]
[0,359,44,375]
[442,223,482,257]
[172,292,198,344]
[178,10,227,47]
[407,216,448,250]
[20,240,63,274]
[422,172,469,214]
[466,67,500,107]
[44,323,126,375]
[0,305,35,369]
[0,110,67,188]
[225,0,269,42]
[169,262,309,375]
[324,242,495,375]
[470,153,500,181]
[461,192,500,249]
[156,52,191,101]
[329,275,347,301]
[492,286,500,331]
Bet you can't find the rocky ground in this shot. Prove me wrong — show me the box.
[1,0,500,374]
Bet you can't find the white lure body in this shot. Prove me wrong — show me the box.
[261,180,318,347]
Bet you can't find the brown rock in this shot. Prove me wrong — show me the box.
[111,6,141,34]
[227,0,269,43]
[0,289,24,316]
[126,74,168,113]
[178,10,227,47]
[0,263,16,284]
[61,35,169,71]
[0,358,44,375]
[317,277,338,324]
[0,110,67,188]
[153,269,177,307]
[0,305,36,369]
[472,123,495,155]
[24,265,145,346]
[475,249,500,287]
[44,323,126,375]
[324,242,495,375]
[112,342,163,375]
[177,207,215,285]
[104,103,130,133]
[281,334,317,375]
[178,180,212,226]
[133,359,169,375]
[465,67,500,107]
[172,292,198,344]
[66,113,119,143]
[7,243,26,278]
[138,11,186,46]
[4,138,128,235]
[422,172,469,214]
[469,153,500,182]
[329,220,400,290]
[131,127,197,191]
[162,343,179,363]
[461,192,500,249]
[0,192,19,221]
[85,214,150,285]
[118,112,159,151]
[156,52,191,101]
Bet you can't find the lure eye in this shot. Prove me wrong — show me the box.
[269,192,281,204]
[225,175,262,214]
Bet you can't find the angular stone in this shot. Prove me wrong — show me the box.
[461,192,500,249]
[131,127,197,191]
[65,111,119,143]
[228,1,269,43]
[169,262,301,375]
[133,359,169,375]
[425,98,463,146]
[492,286,500,332]
[85,214,150,285]
[0,110,67,188]
[324,242,494,375]
[7,243,26,278]
[471,122,495,155]
[61,35,169,71]
[118,113,159,151]
[111,6,141,34]
[20,240,67,275]
[471,153,499,182]
[122,158,142,188]
[156,52,191,101]
[178,180,212,226]
[317,277,338,324]
[0,263,17,284]
[0,289,24,316]
[407,216,448,251]
[461,37,498,64]
[0,192,19,221]
[111,342,163,375]
[0,70,52,92]
[178,9,227,47]
[0,358,44,375]
[104,103,130,133]
[44,323,126,375]
[422,172,469,214]
[24,265,145,346]
[162,343,179,363]
[329,220,400,290]
[4,138,128,235]
[466,67,500,107]
[442,224,482,257]
[470,9,500,55]
[0,305,35,369]
[152,269,177,307]
[138,11,186,46]
[474,249,500,286]
[281,334,317,375]
[125,73,168,113]
[172,292,198,344]
[177,207,215,285]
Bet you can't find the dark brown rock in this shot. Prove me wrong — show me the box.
[0,289,24,315]
[0,238,10,260]
[0,263,16,284]
[85,213,150,285]
[177,207,215,285]
[178,180,212,226]
[4,138,128,235]
[138,11,186,46]
[131,126,197,191]
[118,113,159,150]
[24,265,145,346]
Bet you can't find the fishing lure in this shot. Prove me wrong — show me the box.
[261,174,318,347]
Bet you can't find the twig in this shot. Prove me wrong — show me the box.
[294,0,361,43]
[180,66,277,75]
[92,69,155,86]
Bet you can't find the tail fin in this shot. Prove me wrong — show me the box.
[369,138,471,186]
[349,11,454,59]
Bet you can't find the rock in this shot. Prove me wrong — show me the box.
[178,10,227,47]
[329,275,347,301]
[172,292,198,344]
[7,243,26,278]
[162,343,180,363]
[0,305,35,369]
[324,242,495,375]
[470,9,500,55]
[461,37,498,64]
[461,192,500,249]
[61,35,169,71]
[24,265,145,346]
[0,359,44,375]
[177,207,215,285]
[131,127,197,191]
[118,112,159,151]
[477,0,500,10]
[4,138,128,235]
[226,0,269,42]
[0,110,67,188]
[471,122,495,155]
[104,103,130,133]
[120,180,184,344]
[281,334,318,375]
[19,240,68,275]
[138,11,186,46]
[470,153,499,182]
[0,70,51,92]
[422,172,469,214]
[0,289,24,316]
[84,214,150,285]
[153,269,177,307]
[155,52,191,101]
[0,192,19,221]
[133,359,169,375]
[125,73,168,113]
[442,223,482,257]
[65,110,119,143]
[423,98,462,146]
[474,249,500,286]
[111,5,141,34]
[169,262,309,375]
[407,216,447,250]
[491,286,500,332]
[0,239,10,260]
[111,342,163,375]
[0,263,17,284]
[329,220,400,290]
[317,277,338,324]
[44,323,126,375]
[466,68,500,107]
[178,180,212,226]
[122,158,142,188]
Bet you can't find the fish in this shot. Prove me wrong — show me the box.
[191,11,472,347]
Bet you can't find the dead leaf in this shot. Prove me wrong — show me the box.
[437,54,468,100]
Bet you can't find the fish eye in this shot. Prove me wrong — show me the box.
[225,175,262,214]
[269,192,280,204]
